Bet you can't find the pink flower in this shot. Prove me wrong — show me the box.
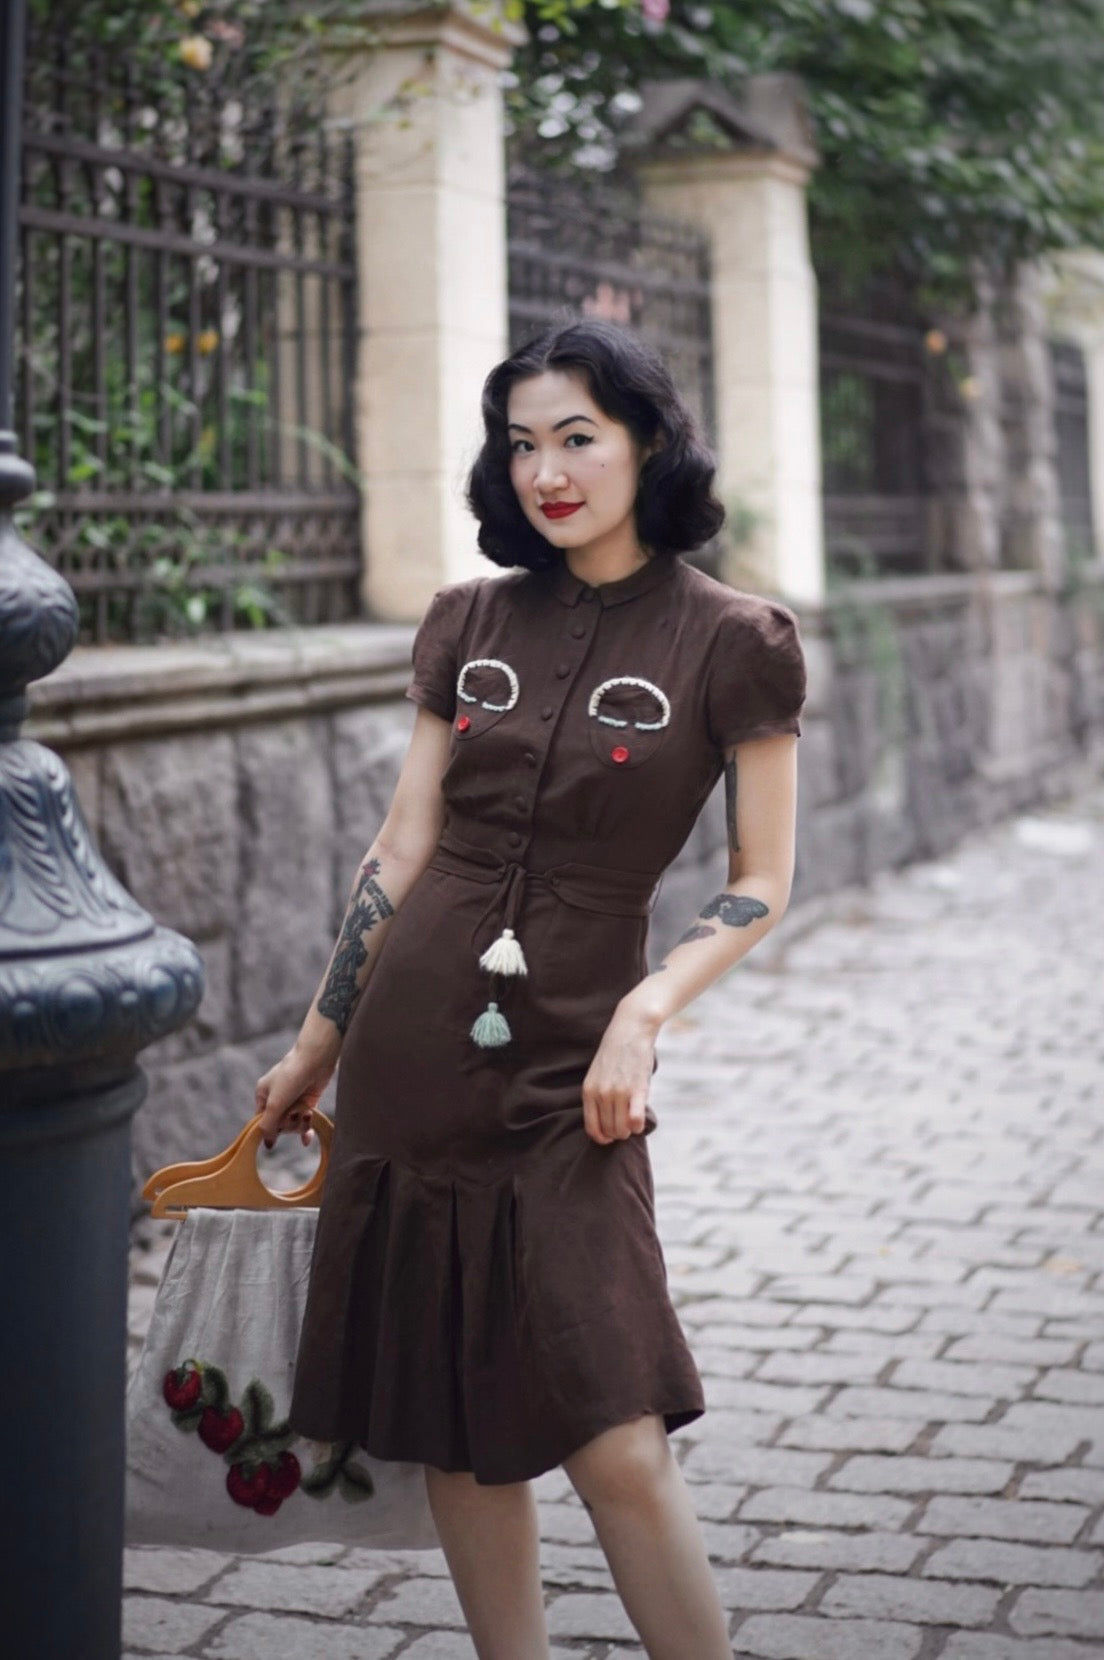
[208,20,245,48]
[641,0,671,21]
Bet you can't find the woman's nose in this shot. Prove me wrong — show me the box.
[534,455,568,492]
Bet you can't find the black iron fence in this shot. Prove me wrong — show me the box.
[1050,338,1096,565]
[15,24,360,642]
[819,281,935,578]
[506,166,715,449]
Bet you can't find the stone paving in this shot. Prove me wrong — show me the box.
[124,778,1104,1658]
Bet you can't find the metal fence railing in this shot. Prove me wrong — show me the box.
[819,280,935,578]
[506,165,716,451]
[16,24,360,642]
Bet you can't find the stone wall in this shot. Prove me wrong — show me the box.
[25,566,1104,1200]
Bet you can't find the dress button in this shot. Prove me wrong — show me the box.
[524,749,537,766]
[540,705,554,720]
[555,662,570,678]
[508,831,522,848]
[581,587,596,602]
[514,794,526,811]
[570,622,586,639]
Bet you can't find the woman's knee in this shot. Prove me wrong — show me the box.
[562,1414,673,1512]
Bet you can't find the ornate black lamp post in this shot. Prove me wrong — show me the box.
[0,3,204,1653]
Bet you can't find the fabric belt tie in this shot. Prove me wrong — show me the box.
[428,829,660,1050]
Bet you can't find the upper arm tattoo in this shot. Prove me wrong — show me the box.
[724,753,740,854]
[702,891,769,928]
[317,857,395,1034]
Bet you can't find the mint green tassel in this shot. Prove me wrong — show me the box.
[470,1000,511,1048]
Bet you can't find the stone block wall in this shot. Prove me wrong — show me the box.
[24,567,1104,1201]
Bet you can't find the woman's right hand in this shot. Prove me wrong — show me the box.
[254,1045,337,1150]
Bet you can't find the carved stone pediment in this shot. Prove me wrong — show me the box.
[621,74,819,172]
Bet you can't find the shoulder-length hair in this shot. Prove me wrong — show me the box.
[466,315,725,571]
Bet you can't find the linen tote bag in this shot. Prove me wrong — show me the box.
[124,1114,439,1554]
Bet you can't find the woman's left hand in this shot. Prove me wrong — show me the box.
[582,1003,658,1144]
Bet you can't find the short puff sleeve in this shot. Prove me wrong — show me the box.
[404,581,476,722]
[705,596,807,750]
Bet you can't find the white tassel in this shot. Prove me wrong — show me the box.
[478,926,528,976]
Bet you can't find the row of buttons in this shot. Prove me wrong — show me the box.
[499,603,592,849]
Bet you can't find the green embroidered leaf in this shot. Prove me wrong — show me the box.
[242,1379,276,1436]
[337,1463,375,1503]
[300,1461,340,1498]
[224,1430,295,1465]
[200,1364,230,1410]
[171,1406,204,1432]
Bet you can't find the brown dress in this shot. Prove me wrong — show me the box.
[288,552,807,1484]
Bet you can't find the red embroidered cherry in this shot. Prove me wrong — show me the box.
[456,715,471,732]
[610,745,630,764]
[162,1365,202,1411]
[198,1405,245,1453]
[269,1450,302,1499]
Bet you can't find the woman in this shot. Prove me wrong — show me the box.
[255,316,806,1658]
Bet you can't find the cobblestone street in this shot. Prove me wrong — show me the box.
[124,778,1104,1659]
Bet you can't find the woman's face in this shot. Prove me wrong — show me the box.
[506,369,648,554]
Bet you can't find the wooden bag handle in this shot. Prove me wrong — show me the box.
[141,1110,334,1220]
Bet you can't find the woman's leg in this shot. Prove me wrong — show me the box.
[562,1414,731,1659]
[422,1463,551,1660]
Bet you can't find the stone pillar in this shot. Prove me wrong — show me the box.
[328,2,523,619]
[1082,335,1104,564]
[950,272,1006,573]
[1043,248,1104,565]
[634,76,824,606]
[1000,264,1066,589]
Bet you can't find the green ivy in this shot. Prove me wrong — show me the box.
[504,0,1104,311]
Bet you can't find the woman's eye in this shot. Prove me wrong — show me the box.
[510,439,533,454]
[565,433,593,449]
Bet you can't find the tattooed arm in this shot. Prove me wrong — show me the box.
[255,707,452,1142]
[582,734,798,1144]
[635,734,798,1020]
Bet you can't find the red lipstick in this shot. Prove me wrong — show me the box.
[540,502,583,520]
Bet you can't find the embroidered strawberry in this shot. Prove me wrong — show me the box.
[162,1364,202,1411]
[269,1450,301,1499]
[226,1456,296,1515]
[226,1461,264,1509]
[198,1404,245,1453]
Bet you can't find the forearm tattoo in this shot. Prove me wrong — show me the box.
[675,922,717,946]
[724,755,740,853]
[702,891,770,928]
[670,890,769,955]
[317,857,395,1034]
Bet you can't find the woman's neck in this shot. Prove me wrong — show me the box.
[563,522,651,587]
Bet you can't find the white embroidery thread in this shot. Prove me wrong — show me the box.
[587,675,671,731]
[456,658,520,713]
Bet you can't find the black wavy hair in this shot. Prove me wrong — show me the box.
[466,315,725,571]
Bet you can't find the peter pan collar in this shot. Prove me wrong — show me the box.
[538,552,681,608]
